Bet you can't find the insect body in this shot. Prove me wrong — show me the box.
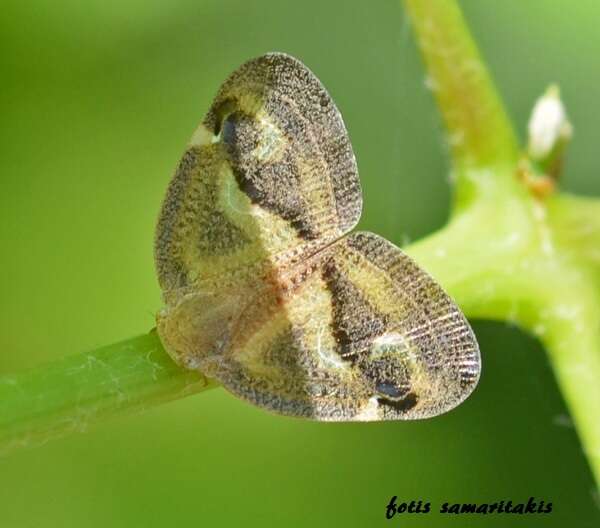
[155,53,480,420]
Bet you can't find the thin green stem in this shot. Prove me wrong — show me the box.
[404,0,520,210]
[0,331,217,455]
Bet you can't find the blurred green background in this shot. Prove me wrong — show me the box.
[1,0,599,526]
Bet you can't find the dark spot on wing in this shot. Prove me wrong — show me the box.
[375,381,408,399]
[377,392,418,412]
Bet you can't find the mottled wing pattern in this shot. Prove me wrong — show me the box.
[204,53,362,238]
[155,53,361,299]
[197,232,480,421]
[155,52,481,421]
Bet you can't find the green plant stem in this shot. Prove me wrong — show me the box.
[403,0,600,487]
[403,0,519,172]
[406,196,600,486]
[0,331,216,455]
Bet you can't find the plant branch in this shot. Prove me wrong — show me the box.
[404,0,520,211]
[0,331,217,455]
[403,0,600,487]
[406,201,600,485]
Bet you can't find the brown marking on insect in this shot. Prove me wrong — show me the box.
[154,53,481,421]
